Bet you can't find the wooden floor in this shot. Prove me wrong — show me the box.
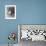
[0,44,18,46]
[19,39,46,46]
[0,41,46,46]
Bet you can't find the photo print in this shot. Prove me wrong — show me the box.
[5,5,16,19]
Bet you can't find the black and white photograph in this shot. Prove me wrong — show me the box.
[5,5,16,19]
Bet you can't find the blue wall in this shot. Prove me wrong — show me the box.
[17,0,46,24]
[0,0,17,44]
[0,0,46,44]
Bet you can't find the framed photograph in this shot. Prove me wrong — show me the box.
[5,5,16,19]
